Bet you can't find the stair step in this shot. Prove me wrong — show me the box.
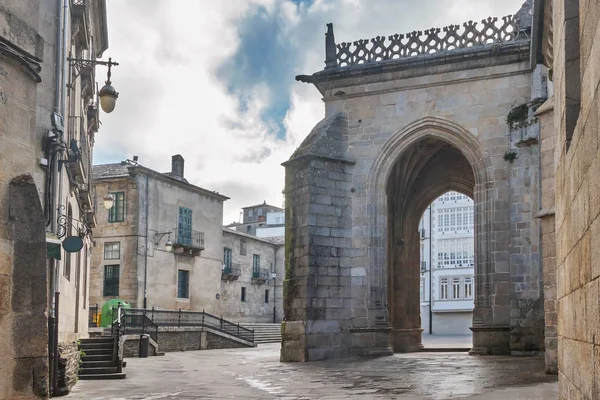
[80,367,118,375]
[82,354,113,362]
[79,343,114,351]
[81,360,115,368]
[79,373,126,380]
[80,338,115,345]
[82,348,114,356]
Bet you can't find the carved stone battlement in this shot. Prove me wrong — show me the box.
[326,15,526,69]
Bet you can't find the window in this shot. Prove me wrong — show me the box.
[108,192,125,222]
[241,287,246,302]
[257,208,263,216]
[103,265,119,296]
[436,238,474,267]
[419,280,424,301]
[177,270,189,299]
[265,289,269,304]
[248,210,253,217]
[252,254,260,274]
[178,206,192,246]
[223,247,232,269]
[440,278,449,300]
[246,225,251,233]
[436,207,473,233]
[452,277,461,299]
[240,240,247,255]
[104,242,120,260]
[464,277,473,299]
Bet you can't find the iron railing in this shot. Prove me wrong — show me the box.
[88,303,99,327]
[252,268,270,280]
[124,308,254,343]
[175,229,204,250]
[222,263,241,276]
[121,313,158,344]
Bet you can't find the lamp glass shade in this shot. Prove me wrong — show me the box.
[99,93,117,113]
[103,193,114,210]
[271,272,277,279]
[99,83,118,113]
[165,240,173,252]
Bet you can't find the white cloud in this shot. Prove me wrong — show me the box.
[98,0,526,224]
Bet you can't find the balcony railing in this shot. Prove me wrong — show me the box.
[221,263,241,281]
[174,229,204,256]
[251,268,269,283]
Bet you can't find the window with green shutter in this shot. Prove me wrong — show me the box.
[178,206,192,246]
[108,192,125,222]
[223,248,232,270]
[178,269,189,299]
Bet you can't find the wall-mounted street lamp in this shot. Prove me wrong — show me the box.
[103,193,115,210]
[155,231,174,252]
[67,55,119,113]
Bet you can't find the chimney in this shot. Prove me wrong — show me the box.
[171,154,184,178]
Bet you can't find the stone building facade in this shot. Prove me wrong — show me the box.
[91,158,287,324]
[227,202,284,236]
[281,1,548,362]
[91,156,229,312]
[0,0,111,397]
[220,228,285,323]
[541,0,600,397]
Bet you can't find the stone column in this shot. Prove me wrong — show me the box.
[3,175,50,397]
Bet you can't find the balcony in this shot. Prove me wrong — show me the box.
[221,263,241,281]
[173,229,204,257]
[251,268,269,284]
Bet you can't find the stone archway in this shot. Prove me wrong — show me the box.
[367,117,502,354]
[367,117,487,352]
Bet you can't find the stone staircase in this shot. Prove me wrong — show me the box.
[241,323,281,344]
[78,337,126,380]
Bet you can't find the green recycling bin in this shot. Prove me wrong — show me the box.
[99,299,132,327]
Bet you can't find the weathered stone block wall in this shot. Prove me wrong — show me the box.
[553,0,600,397]
[56,342,80,395]
[0,176,50,399]
[122,328,249,357]
[281,113,355,362]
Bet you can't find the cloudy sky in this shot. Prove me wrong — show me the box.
[97,0,525,224]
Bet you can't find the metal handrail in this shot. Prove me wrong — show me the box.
[124,308,254,343]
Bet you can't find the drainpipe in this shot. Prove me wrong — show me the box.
[143,174,149,309]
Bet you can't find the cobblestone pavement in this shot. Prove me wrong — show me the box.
[69,343,557,400]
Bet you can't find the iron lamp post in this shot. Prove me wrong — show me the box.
[271,272,277,323]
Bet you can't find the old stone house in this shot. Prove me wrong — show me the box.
[0,0,112,397]
[91,157,286,323]
[91,155,228,311]
[221,228,284,323]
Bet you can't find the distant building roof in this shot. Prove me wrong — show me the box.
[242,201,283,211]
[222,227,284,246]
[93,162,229,201]
[92,163,130,179]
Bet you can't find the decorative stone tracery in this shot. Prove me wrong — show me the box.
[333,16,521,68]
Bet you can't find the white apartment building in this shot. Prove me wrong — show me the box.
[420,191,475,335]
[256,210,285,238]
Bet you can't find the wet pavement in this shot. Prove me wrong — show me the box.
[69,343,557,400]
